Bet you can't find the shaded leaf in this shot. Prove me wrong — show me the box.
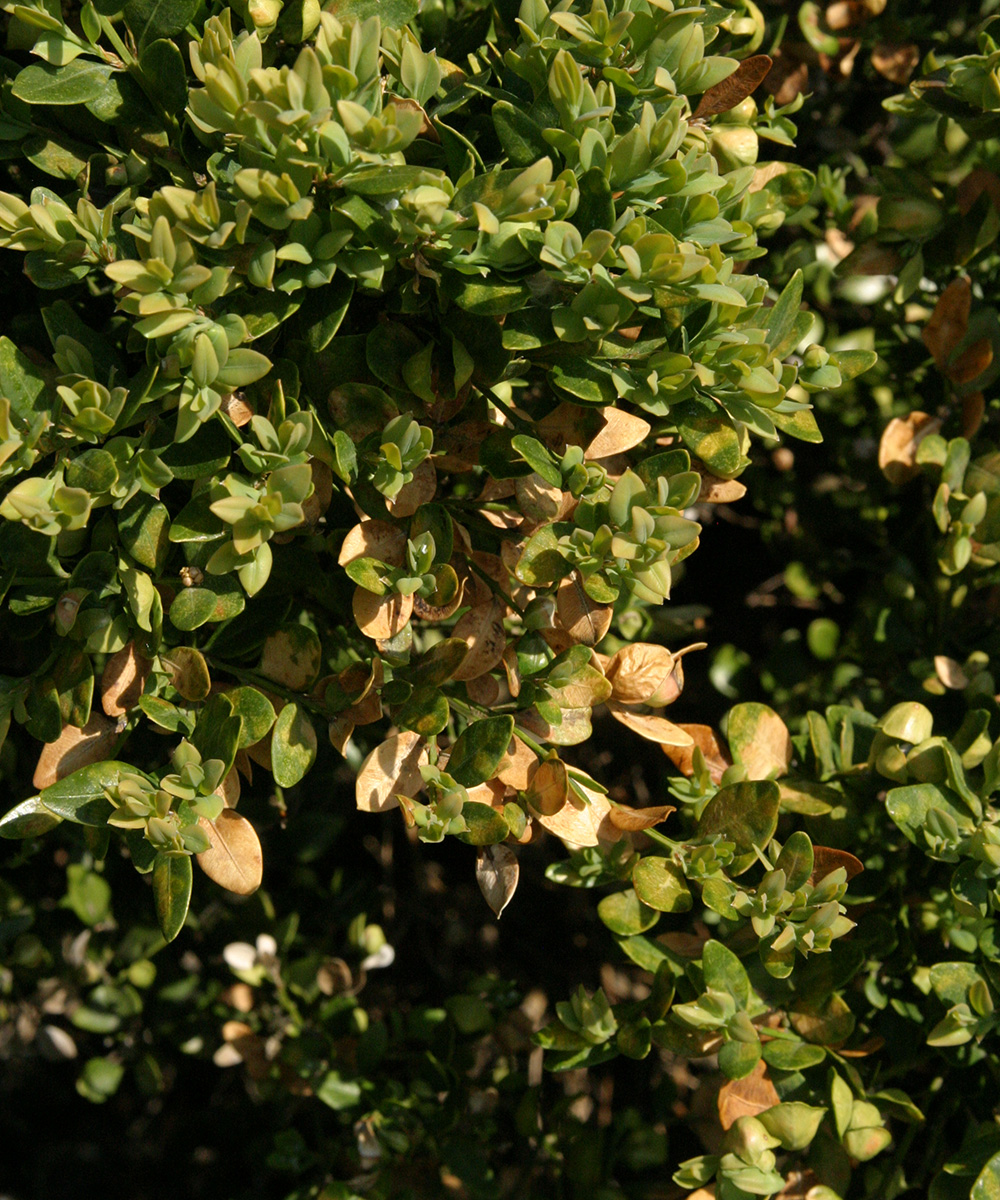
[152,851,192,943]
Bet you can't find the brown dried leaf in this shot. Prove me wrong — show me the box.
[606,643,676,706]
[32,713,118,789]
[386,460,437,518]
[216,767,241,809]
[501,644,522,699]
[878,411,942,485]
[935,655,969,690]
[197,810,263,895]
[220,392,254,426]
[957,168,1000,216]
[923,277,971,369]
[161,645,210,702]
[328,713,355,755]
[451,599,507,682]
[607,702,694,747]
[497,736,536,790]
[525,757,569,816]
[694,54,773,118]
[466,673,502,707]
[301,461,334,526]
[556,574,613,647]
[515,472,563,521]
[696,467,747,504]
[809,845,864,886]
[839,1035,886,1058]
[353,587,413,641]
[949,337,993,385]
[870,41,919,84]
[662,724,732,784]
[101,642,151,716]
[476,843,519,918]
[356,730,427,813]
[826,0,868,29]
[584,408,652,460]
[259,627,322,691]
[533,782,616,847]
[718,1059,781,1130]
[413,574,466,622]
[609,803,675,831]
[963,391,986,440]
[338,519,406,568]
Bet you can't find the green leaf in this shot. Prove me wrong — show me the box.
[324,0,416,26]
[12,60,113,105]
[598,888,660,935]
[191,694,243,778]
[271,702,317,787]
[119,497,170,570]
[972,1151,1000,1200]
[0,335,47,419]
[447,716,515,787]
[41,761,139,825]
[632,857,692,913]
[169,577,245,630]
[493,101,549,168]
[718,1037,761,1080]
[0,795,62,839]
[396,687,449,737]
[673,398,745,479]
[703,940,751,1006]
[76,1056,124,1103]
[696,781,780,874]
[226,687,277,748]
[458,803,509,846]
[63,863,112,926]
[317,1070,362,1109]
[769,407,823,444]
[152,851,192,943]
[139,37,187,114]
[761,1038,826,1071]
[124,0,197,45]
[775,831,814,892]
[549,360,617,406]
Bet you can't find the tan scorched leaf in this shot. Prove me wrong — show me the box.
[356,730,427,813]
[584,408,651,460]
[337,520,406,567]
[451,599,507,681]
[556,574,612,646]
[33,713,118,789]
[476,843,519,918]
[718,1059,781,1130]
[608,701,694,747]
[161,645,210,702]
[609,803,675,832]
[727,702,792,779]
[101,642,151,716]
[534,784,615,847]
[922,276,971,369]
[662,724,732,783]
[197,809,263,895]
[352,587,413,641]
[878,411,941,485]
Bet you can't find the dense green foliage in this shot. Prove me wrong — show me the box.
[3,0,1000,1197]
